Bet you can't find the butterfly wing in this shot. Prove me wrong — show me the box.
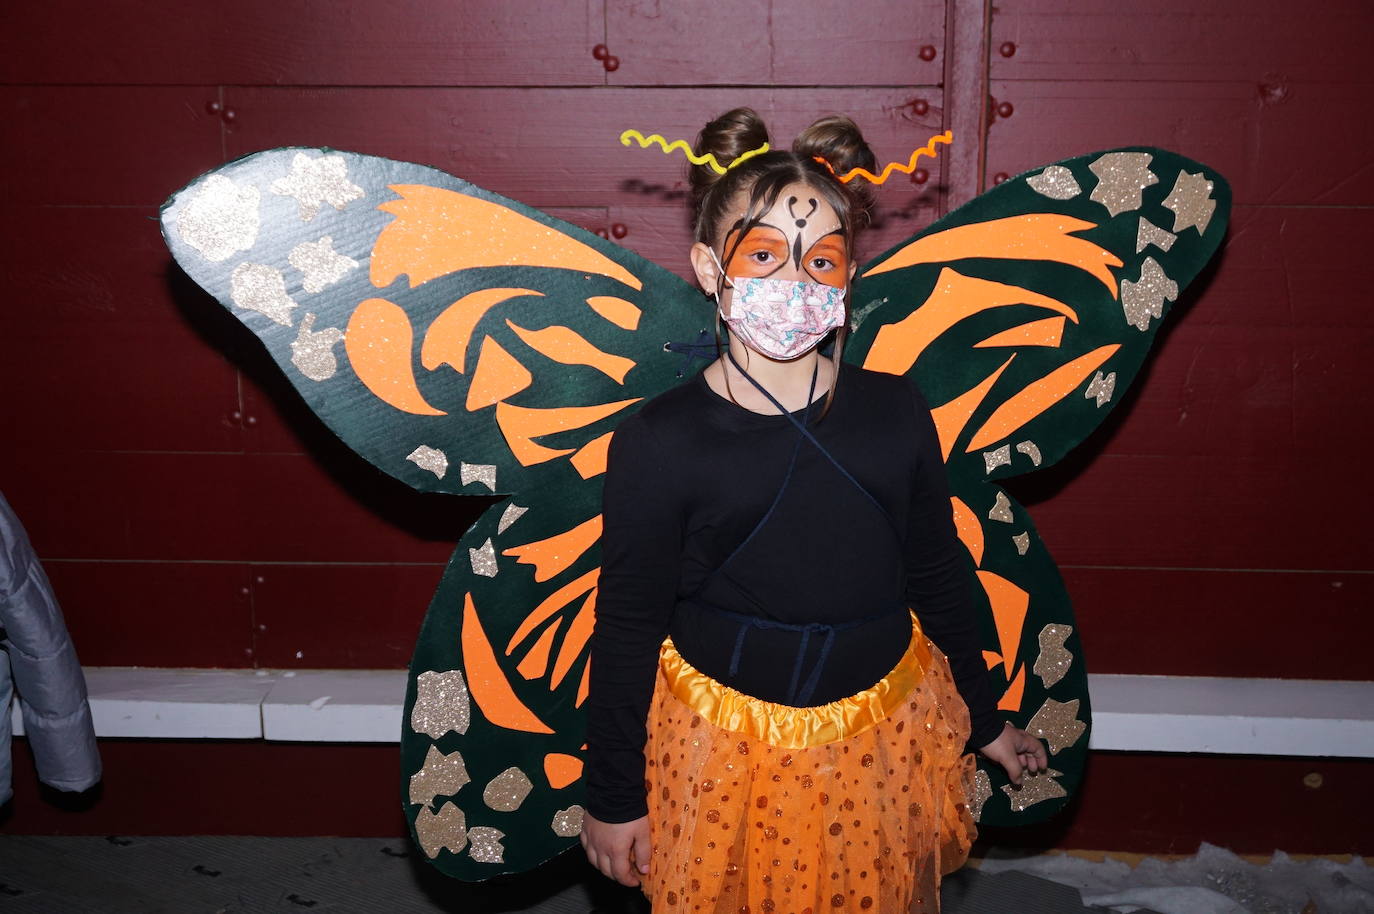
[159,148,710,877]
[160,147,707,501]
[845,148,1231,825]
[405,488,609,876]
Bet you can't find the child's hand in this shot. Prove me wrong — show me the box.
[580,812,652,887]
[976,722,1048,786]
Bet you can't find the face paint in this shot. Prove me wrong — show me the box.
[722,225,850,285]
[707,182,851,360]
[710,248,846,360]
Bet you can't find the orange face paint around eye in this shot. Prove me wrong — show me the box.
[803,235,850,286]
[723,226,790,278]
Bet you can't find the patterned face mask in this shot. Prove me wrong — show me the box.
[710,250,847,360]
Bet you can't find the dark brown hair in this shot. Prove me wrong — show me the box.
[689,108,877,418]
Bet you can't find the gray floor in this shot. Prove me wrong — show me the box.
[0,836,1133,913]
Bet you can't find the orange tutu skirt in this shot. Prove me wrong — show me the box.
[640,611,977,914]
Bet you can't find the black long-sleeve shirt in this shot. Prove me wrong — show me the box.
[584,360,1003,823]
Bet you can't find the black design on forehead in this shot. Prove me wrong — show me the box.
[787,195,819,228]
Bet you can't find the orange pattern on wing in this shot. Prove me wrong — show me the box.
[587,295,642,331]
[543,752,584,789]
[966,344,1120,451]
[373,185,643,291]
[982,650,1002,670]
[976,571,1029,676]
[570,431,615,480]
[862,269,1079,377]
[974,315,1067,349]
[550,590,597,689]
[502,515,603,582]
[998,665,1026,712]
[461,594,553,734]
[949,496,984,567]
[422,288,544,374]
[505,568,600,652]
[930,356,1016,461]
[345,298,445,415]
[466,337,533,411]
[862,214,1121,293]
[515,619,560,680]
[506,321,637,383]
[576,663,591,708]
[495,398,641,466]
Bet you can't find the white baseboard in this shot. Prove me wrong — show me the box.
[10,668,1374,757]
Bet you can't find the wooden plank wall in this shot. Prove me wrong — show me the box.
[1,0,1370,852]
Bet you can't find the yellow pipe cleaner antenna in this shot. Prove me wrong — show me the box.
[619,129,770,174]
[814,130,954,185]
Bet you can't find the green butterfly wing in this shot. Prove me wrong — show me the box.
[846,148,1231,825]
[160,147,707,502]
[159,148,711,877]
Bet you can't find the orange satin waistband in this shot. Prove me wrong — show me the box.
[657,610,932,749]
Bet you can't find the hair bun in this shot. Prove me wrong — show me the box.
[794,115,877,216]
[690,108,770,205]
[792,115,874,177]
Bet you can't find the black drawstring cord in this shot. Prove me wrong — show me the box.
[664,329,717,378]
[724,347,904,542]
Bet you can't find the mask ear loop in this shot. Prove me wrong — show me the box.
[707,247,750,400]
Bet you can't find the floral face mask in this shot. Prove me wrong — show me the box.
[710,248,846,360]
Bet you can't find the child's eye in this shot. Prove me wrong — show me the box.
[750,250,774,263]
[810,257,834,271]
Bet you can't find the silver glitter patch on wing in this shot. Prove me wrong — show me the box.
[969,769,993,822]
[409,745,471,808]
[1088,152,1157,218]
[1162,170,1216,234]
[288,235,359,293]
[406,445,448,479]
[460,462,497,492]
[1084,371,1116,407]
[230,262,297,326]
[414,802,467,858]
[1013,532,1030,556]
[1033,624,1074,689]
[1001,769,1066,812]
[411,669,471,739]
[988,491,1014,524]
[1027,698,1086,754]
[1015,440,1042,466]
[467,827,506,864]
[552,805,586,837]
[1136,217,1178,254]
[497,503,528,534]
[1121,256,1178,331]
[270,151,365,221]
[983,445,1011,474]
[290,313,345,381]
[176,174,260,263]
[849,295,888,333]
[469,538,498,578]
[1026,165,1082,200]
[483,767,534,812]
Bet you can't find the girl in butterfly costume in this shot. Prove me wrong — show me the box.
[582,109,1046,911]
[156,108,1228,905]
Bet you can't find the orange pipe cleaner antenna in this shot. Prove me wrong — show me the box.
[619,129,770,174]
[814,131,954,185]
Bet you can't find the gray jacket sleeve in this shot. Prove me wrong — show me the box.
[0,490,101,804]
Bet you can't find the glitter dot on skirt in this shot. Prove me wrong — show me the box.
[639,611,977,913]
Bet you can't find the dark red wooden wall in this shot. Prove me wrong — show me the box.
[2,0,1370,852]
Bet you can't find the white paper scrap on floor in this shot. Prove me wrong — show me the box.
[976,842,1374,914]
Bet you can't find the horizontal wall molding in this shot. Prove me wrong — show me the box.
[10,668,1374,757]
